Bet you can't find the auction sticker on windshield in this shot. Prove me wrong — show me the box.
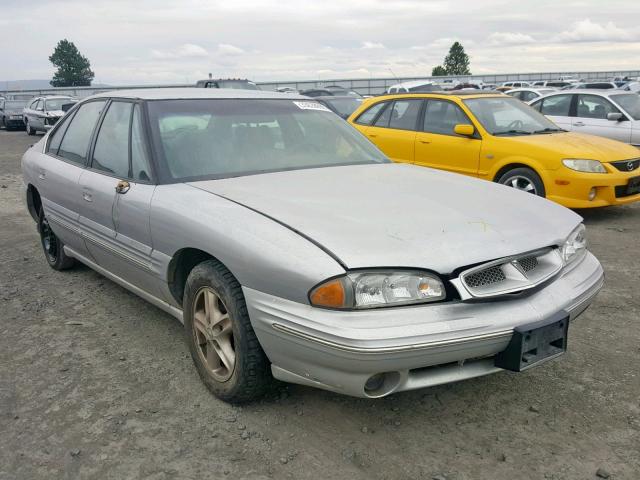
[293,101,332,112]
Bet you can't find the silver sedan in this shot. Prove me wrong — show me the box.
[21,88,604,402]
[23,95,76,135]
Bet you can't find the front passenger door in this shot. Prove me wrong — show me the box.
[414,99,481,176]
[78,101,162,298]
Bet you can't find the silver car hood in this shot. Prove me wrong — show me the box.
[189,163,582,273]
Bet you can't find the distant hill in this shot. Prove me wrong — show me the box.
[1,79,110,90]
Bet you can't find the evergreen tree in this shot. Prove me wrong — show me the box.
[443,42,471,76]
[431,65,448,76]
[49,39,94,87]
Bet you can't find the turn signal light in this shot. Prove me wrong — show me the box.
[309,279,346,308]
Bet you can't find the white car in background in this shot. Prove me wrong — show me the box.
[23,95,76,135]
[530,89,640,146]
[505,88,556,103]
[386,80,439,94]
[500,81,530,89]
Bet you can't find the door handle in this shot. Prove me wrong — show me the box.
[115,180,130,194]
[574,121,585,127]
[38,170,46,179]
[368,134,377,138]
[419,139,431,144]
[82,192,93,202]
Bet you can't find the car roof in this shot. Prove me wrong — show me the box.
[542,89,627,97]
[376,91,504,100]
[89,88,307,101]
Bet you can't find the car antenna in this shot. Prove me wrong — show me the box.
[387,67,401,85]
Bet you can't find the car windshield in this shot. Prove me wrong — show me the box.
[147,99,389,181]
[45,98,73,111]
[464,96,561,136]
[611,94,640,120]
[322,97,363,117]
[4,100,26,110]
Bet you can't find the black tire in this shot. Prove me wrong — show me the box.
[38,209,76,270]
[26,119,36,136]
[497,167,546,197]
[183,259,271,403]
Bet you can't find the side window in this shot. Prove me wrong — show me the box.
[30,99,39,109]
[388,99,423,131]
[423,100,472,136]
[46,111,76,155]
[35,100,44,111]
[355,101,387,126]
[373,103,392,127]
[58,100,106,165]
[576,95,620,119]
[539,95,572,116]
[522,91,537,102]
[92,101,132,178]
[131,104,151,181]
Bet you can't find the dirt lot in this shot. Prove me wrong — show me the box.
[0,129,638,480]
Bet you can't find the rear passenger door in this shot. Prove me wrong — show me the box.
[532,94,574,130]
[572,94,632,143]
[38,100,107,258]
[361,99,423,164]
[78,100,162,298]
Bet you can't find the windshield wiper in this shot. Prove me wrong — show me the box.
[493,130,533,136]
[531,127,565,134]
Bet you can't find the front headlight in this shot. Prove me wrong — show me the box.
[561,224,587,266]
[309,270,446,309]
[562,159,606,173]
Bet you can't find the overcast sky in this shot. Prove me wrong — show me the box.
[2,0,639,85]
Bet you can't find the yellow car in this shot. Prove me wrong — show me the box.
[348,92,640,208]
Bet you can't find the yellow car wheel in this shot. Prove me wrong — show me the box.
[497,167,546,197]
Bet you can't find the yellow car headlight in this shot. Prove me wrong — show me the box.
[562,159,606,173]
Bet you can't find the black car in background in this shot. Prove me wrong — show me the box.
[0,98,27,130]
[311,95,363,119]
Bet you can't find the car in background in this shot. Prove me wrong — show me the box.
[506,88,556,103]
[530,90,640,146]
[310,95,363,119]
[572,81,619,90]
[300,85,362,98]
[22,88,604,402]
[1,98,27,130]
[23,96,76,135]
[621,81,640,93]
[196,78,260,90]
[386,80,439,94]
[498,81,531,91]
[532,81,575,89]
[275,87,298,93]
[348,91,640,208]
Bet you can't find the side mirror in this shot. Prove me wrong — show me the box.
[454,124,475,136]
[607,112,623,122]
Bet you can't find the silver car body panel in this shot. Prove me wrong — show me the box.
[21,88,605,397]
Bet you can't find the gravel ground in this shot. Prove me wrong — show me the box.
[0,129,638,480]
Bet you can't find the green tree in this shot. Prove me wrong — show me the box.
[443,41,471,76]
[49,39,94,87]
[431,65,448,76]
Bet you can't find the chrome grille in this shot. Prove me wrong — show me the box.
[464,265,506,288]
[610,158,640,172]
[452,248,564,299]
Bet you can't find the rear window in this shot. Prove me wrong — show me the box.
[147,99,388,182]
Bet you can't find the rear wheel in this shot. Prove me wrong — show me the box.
[497,167,546,197]
[183,259,271,403]
[38,209,75,270]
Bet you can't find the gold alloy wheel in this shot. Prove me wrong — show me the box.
[192,287,236,382]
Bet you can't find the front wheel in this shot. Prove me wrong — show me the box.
[183,259,271,403]
[38,209,76,270]
[26,119,36,136]
[497,167,546,197]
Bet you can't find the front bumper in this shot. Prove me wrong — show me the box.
[546,167,640,208]
[5,117,25,128]
[245,252,604,397]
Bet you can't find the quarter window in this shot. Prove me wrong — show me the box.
[58,100,106,165]
[537,95,572,116]
[423,100,471,136]
[373,103,392,127]
[576,95,620,119]
[92,101,132,178]
[47,112,75,155]
[355,101,387,126]
[388,99,423,131]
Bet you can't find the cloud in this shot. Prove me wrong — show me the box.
[217,43,245,55]
[151,43,208,59]
[487,32,535,45]
[556,19,635,42]
[361,41,385,49]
